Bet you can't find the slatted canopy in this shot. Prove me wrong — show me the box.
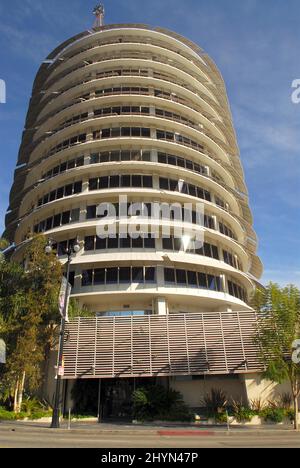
[62,312,263,379]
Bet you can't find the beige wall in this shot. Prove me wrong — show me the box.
[241,373,297,405]
[170,375,247,407]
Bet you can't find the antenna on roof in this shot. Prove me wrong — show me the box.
[93,4,105,28]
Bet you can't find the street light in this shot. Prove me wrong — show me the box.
[45,236,81,428]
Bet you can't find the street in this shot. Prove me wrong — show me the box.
[0,421,299,448]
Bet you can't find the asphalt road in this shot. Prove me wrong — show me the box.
[0,422,299,448]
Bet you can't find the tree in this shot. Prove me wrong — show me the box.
[0,236,63,412]
[252,283,300,430]
[0,238,9,252]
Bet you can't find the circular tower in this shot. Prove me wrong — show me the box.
[5,22,263,317]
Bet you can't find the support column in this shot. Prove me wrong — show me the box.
[155,297,167,315]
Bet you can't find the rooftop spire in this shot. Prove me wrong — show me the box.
[93,4,105,28]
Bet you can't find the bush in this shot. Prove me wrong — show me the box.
[231,399,255,423]
[201,388,228,420]
[0,407,15,420]
[29,410,52,420]
[132,385,191,422]
[261,407,285,423]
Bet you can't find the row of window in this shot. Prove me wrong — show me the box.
[37,181,82,207]
[36,174,228,211]
[84,234,156,251]
[52,235,241,271]
[55,112,89,133]
[90,150,151,164]
[80,266,246,301]
[46,126,209,160]
[162,236,219,260]
[228,281,247,302]
[94,86,189,108]
[89,174,153,190]
[42,156,84,180]
[219,222,236,240]
[95,86,149,97]
[54,106,198,132]
[85,203,235,239]
[48,134,86,157]
[156,130,204,151]
[33,201,237,242]
[40,150,212,186]
[93,127,151,139]
[96,68,149,78]
[82,266,156,286]
[94,105,151,116]
[164,268,222,291]
[34,208,80,233]
[155,108,196,128]
[157,152,208,175]
[223,250,242,270]
[159,177,212,202]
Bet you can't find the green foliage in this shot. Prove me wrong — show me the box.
[260,407,286,423]
[231,399,256,422]
[201,388,228,418]
[252,283,300,429]
[278,393,293,409]
[0,235,63,409]
[250,398,265,413]
[68,298,94,319]
[0,404,51,421]
[132,385,191,422]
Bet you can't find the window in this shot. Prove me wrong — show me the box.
[86,205,96,219]
[164,268,175,283]
[106,268,118,284]
[145,268,156,283]
[82,270,93,286]
[94,269,105,285]
[132,267,143,282]
[176,269,186,285]
[119,267,131,283]
[187,271,197,287]
[84,236,95,251]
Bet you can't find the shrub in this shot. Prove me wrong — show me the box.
[250,398,265,413]
[0,407,15,420]
[261,407,285,423]
[231,399,255,423]
[29,410,52,420]
[201,388,228,418]
[132,385,191,422]
[278,393,293,410]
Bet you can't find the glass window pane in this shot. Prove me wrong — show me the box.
[132,267,143,282]
[96,237,107,249]
[120,236,131,248]
[82,270,93,286]
[187,271,197,287]
[164,268,175,283]
[61,211,70,225]
[145,268,155,283]
[107,237,118,249]
[119,267,131,283]
[84,236,95,251]
[176,269,186,285]
[106,268,118,284]
[94,269,105,285]
[86,205,96,219]
[198,273,207,289]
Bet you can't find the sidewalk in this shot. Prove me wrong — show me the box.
[1,420,297,436]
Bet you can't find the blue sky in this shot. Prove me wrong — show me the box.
[0,0,299,286]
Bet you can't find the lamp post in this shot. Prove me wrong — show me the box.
[45,237,81,428]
